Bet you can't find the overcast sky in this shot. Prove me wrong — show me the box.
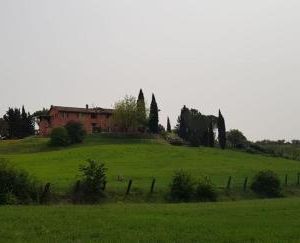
[0,0,299,141]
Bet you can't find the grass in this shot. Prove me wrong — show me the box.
[1,135,300,242]
[259,143,300,161]
[1,135,300,193]
[0,198,300,242]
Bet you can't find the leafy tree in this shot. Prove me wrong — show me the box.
[21,106,35,138]
[177,107,214,147]
[136,89,147,132]
[158,124,165,133]
[65,122,86,144]
[217,110,226,149]
[0,118,8,138]
[4,108,22,138]
[176,105,190,140]
[33,108,49,117]
[148,94,159,133]
[227,129,248,149]
[112,95,138,132]
[167,117,171,132]
[49,127,70,146]
[208,120,215,147]
[3,107,34,139]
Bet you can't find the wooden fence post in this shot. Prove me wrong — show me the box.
[226,176,232,190]
[102,181,107,191]
[41,182,51,204]
[126,179,133,195]
[150,178,156,194]
[285,174,288,186]
[243,177,248,192]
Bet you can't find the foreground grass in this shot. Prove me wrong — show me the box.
[1,135,300,193]
[1,198,300,242]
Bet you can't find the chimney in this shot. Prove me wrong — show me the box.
[86,104,89,109]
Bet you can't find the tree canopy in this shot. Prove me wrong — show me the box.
[112,96,138,133]
[148,94,159,134]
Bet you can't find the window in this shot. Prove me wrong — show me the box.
[91,113,97,119]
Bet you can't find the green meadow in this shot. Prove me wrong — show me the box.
[1,135,300,193]
[1,135,300,242]
[1,198,300,242]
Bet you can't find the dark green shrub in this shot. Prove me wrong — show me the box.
[0,159,39,204]
[166,133,185,146]
[169,170,195,202]
[0,192,18,205]
[49,127,70,146]
[72,159,107,203]
[251,170,281,198]
[65,122,86,144]
[195,177,217,202]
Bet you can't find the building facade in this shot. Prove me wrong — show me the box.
[37,105,114,136]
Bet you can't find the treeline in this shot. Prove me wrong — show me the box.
[0,106,35,139]
[112,89,161,134]
[256,140,300,146]
[175,106,226,149]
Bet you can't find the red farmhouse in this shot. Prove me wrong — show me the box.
[38,105,114,136]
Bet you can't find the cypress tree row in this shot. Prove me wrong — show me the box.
[3,106,35,139]
[217,109,226,149]
[208,119,215,147]
[177,105,190,140]
[148,94,159,133]
[167,117,171,132]
[136,89,147,132]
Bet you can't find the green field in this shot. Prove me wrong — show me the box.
[1,198,300,242]
[1,135,300,242]
[1,135,300,194]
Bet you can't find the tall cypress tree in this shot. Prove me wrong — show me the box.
[208,119,215,147]
[218,109,226,149]
[148,94,159,133]
[177,105,190,140]
[167,117,171,132]
[21,106,27,137]
[136,89,147,132]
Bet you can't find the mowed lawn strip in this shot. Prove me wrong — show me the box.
[1,135,300,192]
[0,198,300,242]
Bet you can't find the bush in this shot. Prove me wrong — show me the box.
[72,159,107,203]
[251,170,281,198]
[65,122,86,144]
[0,192,18,205]
[0,159,39,204]
[166,133,185,146]
[49,127,70,146]
[227,129,248,149]
[169,170,195,202]
[195,177,217,202]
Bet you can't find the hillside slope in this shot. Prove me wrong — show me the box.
[1,135,300,192]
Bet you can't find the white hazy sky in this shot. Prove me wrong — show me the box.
[0,0,299,141]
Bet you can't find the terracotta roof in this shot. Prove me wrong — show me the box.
[50,106,114,114]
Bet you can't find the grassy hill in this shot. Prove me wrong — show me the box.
[1,198,300,242]
[1,135,300,242]
[1,135,300,194]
